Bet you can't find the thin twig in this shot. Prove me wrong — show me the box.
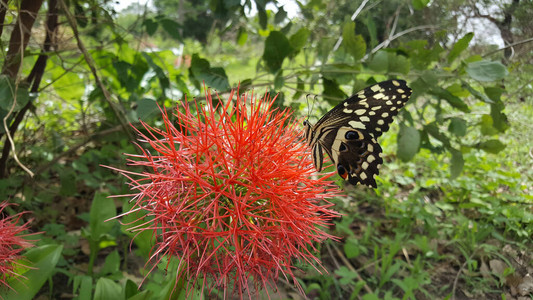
[363,25,437,60]
[451,250,477,300]
[482,36,533,58]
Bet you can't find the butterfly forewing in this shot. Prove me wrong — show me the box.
[304,79,412,188]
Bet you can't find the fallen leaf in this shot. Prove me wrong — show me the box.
[490,259,507,275]
[480,260,491,279]
[518,274,533,296]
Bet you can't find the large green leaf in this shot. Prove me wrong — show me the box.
[466,60,508,81]
[477,139,505,154]
[289,28,311,53]
[449,148,464,179]
[4,245,63,300]
[448,117,467,137]
[425,122,451,147]
[322,77,347,104]
[94,278,122,300]
[0,75,31,111]
[89,192,117,241]
[397,124,420,162]
[388,52,410,74]
[159,18,182,41]
[368,51,388,73]
[136,98,159,121]
[189,54,230,91]
[485,87,509,132]
[342,21,366,61]
[142,18,158,36]
[429,87,470,112]
[262,31,292,73]
[462,82,493,103]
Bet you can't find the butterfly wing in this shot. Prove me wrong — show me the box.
[305,79,412,187]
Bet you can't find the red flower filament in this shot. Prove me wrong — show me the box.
[114,89,340,297]
[0,202,34,292]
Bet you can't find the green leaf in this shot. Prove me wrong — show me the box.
[318,37,335,63]
[397,124,420,161]
[344,237,362,258]
[89,192,117,241]
[98,250,120,276]
[77,275,93,300]
[448,117,467,137]
[257,6,267,29]
[480,114,498,136]
[450,148,464,179]
[335,266,359,285]
[4,245,63,300]
[292,77,304,100]
[0,76,31,111]
[388,52,410,74]
[141,53,170,94]
[136,98,159,120]
[142,18,158,36]
[322,77,347,104]
[462,83,493,103]
[94,278,122,300]
[274,6,287,24]
[368,51,388,73]
[429,87,470,112]
[189,54,230,91]
[289,28,310,53]
[175,74,190,96]
[274,71,284,90]
[485,87,509,132]
[425,122,451,147]
[236,27,248,45]
[448,32,473,63]
[159,18,182,41]
[477,139,505,154]
[466,60,508,81]
[412,0,430,10]
[262,31,292,73]
[364,15,378,47]
[239,78,252,92]
[342,21,366,61]
[124,279,140,299]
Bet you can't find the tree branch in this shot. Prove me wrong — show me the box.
[1,0,44,77]
[0,0,10,37]
[0,0,44,178]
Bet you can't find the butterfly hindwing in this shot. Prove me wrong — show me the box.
[329,127,384,187]
[304,79,412,187]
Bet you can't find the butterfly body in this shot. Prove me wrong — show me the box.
[304,80,412,188]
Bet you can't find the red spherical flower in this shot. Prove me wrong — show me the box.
[0,202,35,292]
[113,89,341,298]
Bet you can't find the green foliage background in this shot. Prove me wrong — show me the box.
[0,0,531,299]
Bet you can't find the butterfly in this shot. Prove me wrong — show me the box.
[303,79,412,188]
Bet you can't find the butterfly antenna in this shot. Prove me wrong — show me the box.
[305,93,318,121]
[305,94,311,120]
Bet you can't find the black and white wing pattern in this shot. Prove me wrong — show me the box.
[303,79,412,187]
